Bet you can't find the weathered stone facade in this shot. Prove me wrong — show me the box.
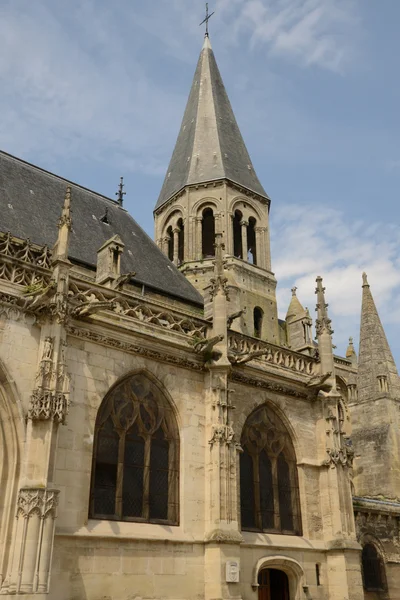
[0,34,399,600]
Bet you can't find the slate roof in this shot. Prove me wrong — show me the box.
[0,151,203,306]
[155,36,269,211]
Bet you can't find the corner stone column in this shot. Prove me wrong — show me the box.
[254,226,263,268]
[173,227,180,265]
[195,217,203,260]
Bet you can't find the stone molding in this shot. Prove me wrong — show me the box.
[67,325,205,371]
[230,371,310,400]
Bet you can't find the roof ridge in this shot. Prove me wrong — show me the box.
[0,150,120,206]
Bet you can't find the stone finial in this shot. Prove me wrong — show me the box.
[315,276,333,336]
[209,233,229,300]
[362,272,369,287]
[346,336,357,363]
[52,186,72,262]
[59,186,72,230]
[291,286,297,296]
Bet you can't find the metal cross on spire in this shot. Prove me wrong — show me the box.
[199,3,215,37]
[116,176,126,206]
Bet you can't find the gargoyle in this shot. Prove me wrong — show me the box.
[228,348,268,365]
[71,298,117,318]
[193,334,224,355]
[22,281,57,312]
[306,371,332,390]
[112,271,136,290]
[227,308,246,329]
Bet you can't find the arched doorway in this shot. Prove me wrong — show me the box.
[258,569,289,600]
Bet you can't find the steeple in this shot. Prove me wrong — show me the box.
[357,273,400,402]
[155,36,269,211]
[154,36,277,343]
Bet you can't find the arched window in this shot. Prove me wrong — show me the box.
[233,210,243,258]
[167,226,173,262]
[90,372,179,524]
[362,544,386,591]
[254,306,263,338]
[177,218,184,264]
[202,208,215,258]
[247,217,257,265]
[240,405,301,534]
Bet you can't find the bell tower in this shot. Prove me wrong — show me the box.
[154,36,279,343]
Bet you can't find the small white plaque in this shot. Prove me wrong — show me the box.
[226,560,240,583]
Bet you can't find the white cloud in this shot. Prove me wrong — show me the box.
[0,2,184,173]
[217,0,359,72]
[272,203,400,357]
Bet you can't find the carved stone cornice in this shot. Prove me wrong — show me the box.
[66,325,205,371]
[230,370,310,399]
[17,488,59,519]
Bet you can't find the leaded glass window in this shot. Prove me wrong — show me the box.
[362,544,386,591]
[90,373,179,524]
[240,405,301,535]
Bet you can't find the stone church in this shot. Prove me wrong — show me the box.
[0,33,399,600]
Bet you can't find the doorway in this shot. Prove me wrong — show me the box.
[258,568,290,600]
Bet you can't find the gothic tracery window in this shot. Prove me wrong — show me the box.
[361,544,386,591]
[90,373,179,524]
[240,405,301,535]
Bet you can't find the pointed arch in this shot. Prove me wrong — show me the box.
[360,535,387,592]
[253,556,305,600]
[0,360,25,587]
[239,403,301,535]
[89,370,179,525]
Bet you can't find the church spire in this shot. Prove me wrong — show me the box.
[155,36,269,211]
[357,273,400,402]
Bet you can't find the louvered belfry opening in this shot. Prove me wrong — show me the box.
[247,217,257,264]
[202,208,215,258]
[177,217,184,264]
[240,405,301,535]
[90,373,179,524]
[167,225,174,262]
[233,210,243,258]
[362,544,386,591]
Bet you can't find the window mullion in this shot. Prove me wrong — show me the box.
[143,435,151,520]
[272,457,280,531]
[253,453,261,530]
[116,430,125,519]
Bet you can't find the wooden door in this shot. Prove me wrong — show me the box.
[258,569,290,600]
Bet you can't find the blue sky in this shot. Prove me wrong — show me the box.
[1,0,399,364]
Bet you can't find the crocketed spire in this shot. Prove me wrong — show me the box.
[155,36,269,210]
[357,273,400,402]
